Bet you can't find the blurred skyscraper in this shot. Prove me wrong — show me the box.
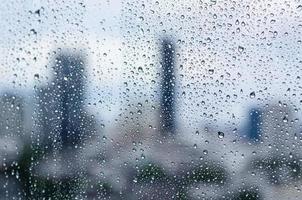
[0,93,24,138]
[54,53,85,145]
[160,39,176,135]
[0,93,25,169]
[261,104,298,153]
[247,108,262,142]
[37,51,96,149]
[244,104,299,154]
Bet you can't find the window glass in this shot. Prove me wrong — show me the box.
[1,0,302,199]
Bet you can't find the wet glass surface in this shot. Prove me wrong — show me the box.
[1,0,302,199]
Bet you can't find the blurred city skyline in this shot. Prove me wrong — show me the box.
[1,1,302,198]
[1,0,302,132]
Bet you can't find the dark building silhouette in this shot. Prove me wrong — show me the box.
[54,54,85,145]
[0,93,24,138]
[160,39,176,135]
[37,51,96,148]
[247,108,262,142]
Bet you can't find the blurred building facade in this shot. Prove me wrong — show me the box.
[246,108,262,142]
[260,104,299,155]
[0,94,24,138]
[160,39,176,135]
[36,51,97,149]
[0,94,25,164]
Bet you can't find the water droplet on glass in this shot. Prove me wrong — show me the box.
[238,46,244,53]
[218,131,224,139]
[250,91,255,99]
[34,73,39,79]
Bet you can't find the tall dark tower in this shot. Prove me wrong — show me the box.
[247,108,262,142]
[37,51,96,149]
[54,54,85,146]
[160,39,176,135]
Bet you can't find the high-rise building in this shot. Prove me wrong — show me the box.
[0,93,24,138]
[37,51,96,148]
[160,39,176,135]
[247,108,262,142]
[245,104,299,153]
[0,93,25,167]
[54,53,86,145]
[261,104,298,152]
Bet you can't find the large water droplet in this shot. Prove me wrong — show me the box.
[250,91,255,99]
[218,131,224,139]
